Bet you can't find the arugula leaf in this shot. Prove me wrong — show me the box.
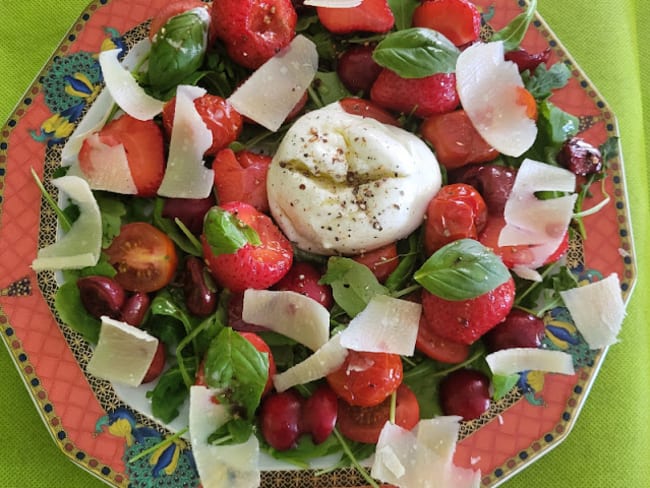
[387,0,420,31]
[523,62,571,100]
[146,363,194,423]
[148,9,209,94]
[538,100,580,147]
[262,432,344,468]
[54,281,101,344]
[492,373,520,400]
[95,193,127,247]
[385,231,422,294]
[514,263,579,315]
[414,239,511,301]
[491,0,538,51]
[152,198,202,256]
[204,327,269,420]
[319,257,388,317]
[311,71,352,107]
[208,418,254,446]
[203,206,261,256]
[372,28,460,78]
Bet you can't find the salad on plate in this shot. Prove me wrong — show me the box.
[30,0,628,486]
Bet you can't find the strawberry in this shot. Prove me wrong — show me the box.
[78,114,165,197]
[420,277,515,345]
[412,0,482,47]
[201,202,293,292]
[211,0,297,70]
[212,148,271,213]
[317,0,394,34]
[370,69,459,118]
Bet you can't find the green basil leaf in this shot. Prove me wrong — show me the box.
[146,363,194,423]
[387,0,420,31]
[203,206,261,256]
[492,373,520,400]
[538,99,580,146]
[522,62,571,100]
[414,239,511,300]
[208,418,254,446]
[312,71,352,107]
[204,328,269,419]
[319,257,388,317]
[148,9,209,93]
[372,28,460,78]
[491,0,537,51]
[54,281,101,344]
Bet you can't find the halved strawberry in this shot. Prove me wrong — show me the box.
[212,148,271,213]
[421,277,516,345]
[201,202,293,292]
[78,114,165,197]
[412,0,482,47]
[317,0,394,34]
[211,0,297,70]
[370,69,459,118]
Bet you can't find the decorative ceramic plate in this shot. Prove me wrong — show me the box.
[0,0,636,486]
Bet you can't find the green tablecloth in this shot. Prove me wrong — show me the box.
[1,1,648,486]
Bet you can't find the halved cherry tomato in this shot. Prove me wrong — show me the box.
[105,222,178,293]
[478,215,569,268]
[412,0,481,47]
[423,183,488,255]
[352,243,400,283]
[336,384,419,444]
[213,148,271,213]
[202,202,293,292]
[416,317,470,364]
[420,110,498,170]
[326,350,403,407]
[239,332,276,396]
[148,0,211,41]
[162,94,243,156]
[339,97,399,126]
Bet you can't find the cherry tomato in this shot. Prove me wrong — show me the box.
[478,215,569,268]
[423,183,488,255]
[105,222,178,293]
[416,317,470,364]
[337,384,419,444]
[327,350,403,407]
[239,332,276,397]
[202,202,293,292]
[352,243,399,283]
[213,149,271,213]
[420,110,498,170]
[162,94,243,156]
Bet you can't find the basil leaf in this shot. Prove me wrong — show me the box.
[148,9,209,93]
[312,71,351,107]
[204,327,269,419]
[538,99,579,146]
[54,281,101,344]
[203,206,261,256]
[387,0,419,31]
[372,28,460,78]
[208,418,254,446]
[319,256,388,317]
[491,0,537,51]
[414,239,511,301]
[146,363,194,423]
[523,62,571,100]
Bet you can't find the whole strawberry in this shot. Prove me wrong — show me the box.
[211,0,297,70]
[370,68,459,118]
[420,277,515,345]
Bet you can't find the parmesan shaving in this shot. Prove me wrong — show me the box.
[486,348,575,376]
[31,175,102,271]
[242,289,330,351]
[98,48,164,121]
[189,386,260,488]
[339,295,421,355]
[228,35,318,131]
[157,85,214,199]
[560,273,626,348]
[86,316,159,387]
[273,334,347,392]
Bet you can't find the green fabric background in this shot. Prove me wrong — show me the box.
[0,1,648,487]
